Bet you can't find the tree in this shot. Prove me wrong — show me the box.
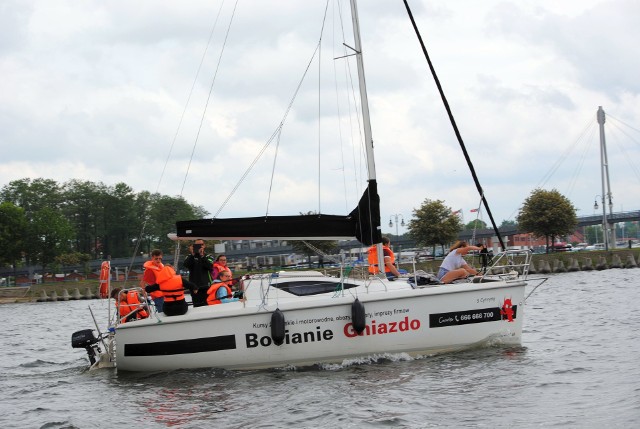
[62,180,109,258]
[27,207,75,271]
[408,199,463,253]
[517,189,577,252]
[55,252,92,274]
[464,219,487,230]
[101,183,141,258]
[147,194,209,254]
[0,178,63,216]
[0,202,28,269]
[500,220,517,228]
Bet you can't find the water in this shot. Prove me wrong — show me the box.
[1,269,638,428]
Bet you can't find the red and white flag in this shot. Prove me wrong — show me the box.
[470,208,478,213]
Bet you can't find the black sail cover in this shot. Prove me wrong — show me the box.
[176,180,382,246]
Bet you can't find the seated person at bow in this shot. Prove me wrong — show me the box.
[111,287,149,323]
[437,241,482,284]
[207,271,244,305]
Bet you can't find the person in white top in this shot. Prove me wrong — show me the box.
[437,241,482,283]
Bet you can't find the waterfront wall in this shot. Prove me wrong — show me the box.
[1,249,637,303]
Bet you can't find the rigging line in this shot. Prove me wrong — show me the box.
[403,0,505,250]
[607,114,640,136]
[536,117,594,189]
[564,125,597,199]
[332,2,348,212]
[301,240,342,265]
[337,0,365,201]
[213,41,323,218]
[332,1,350,213]
[606,121,640,183]
[180,0,239,197]
[159,0,227,196]
[608,116,640,150]
[336,0,371,242]
[317,0,330,215]
[265,126,283,217]
[125,1,227,276]
[505,117,593,221]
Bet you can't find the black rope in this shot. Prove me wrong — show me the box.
[402,0,505,250]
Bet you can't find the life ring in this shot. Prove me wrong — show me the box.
[99,261,110,298]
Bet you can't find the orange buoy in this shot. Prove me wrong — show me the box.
[99,261,110,298]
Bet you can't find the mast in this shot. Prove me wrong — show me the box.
[349,0,376,182]
[349,0,385,273]
[597,106,615,250]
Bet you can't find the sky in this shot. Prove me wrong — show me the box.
[2,0,639,236]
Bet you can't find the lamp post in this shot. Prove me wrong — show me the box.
[389,214,405,241]
[389,214,405,266]
[593,194,608,250]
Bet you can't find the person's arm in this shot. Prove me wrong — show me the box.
[145,284,160,293]
[215,284,237,303]
[183,254,194,270]
[385,257,401,277]
[202,254,214,270]
[461,263,479,276]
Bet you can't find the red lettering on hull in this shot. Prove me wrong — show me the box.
[343,316,421,338]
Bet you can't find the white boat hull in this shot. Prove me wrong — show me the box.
[114,274,525,371]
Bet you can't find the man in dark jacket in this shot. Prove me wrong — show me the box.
[183,239,214,307]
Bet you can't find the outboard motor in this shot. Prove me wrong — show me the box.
[71,329,101,365]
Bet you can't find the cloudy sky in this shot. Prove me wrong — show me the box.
[2,0,639,235]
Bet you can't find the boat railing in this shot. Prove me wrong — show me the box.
[483,249,532,279]
[114,287,152,326]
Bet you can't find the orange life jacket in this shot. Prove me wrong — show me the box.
[212,262,232,279]
[155,265,185,302]
[143,260,164,299]
[206,281,233,305]
[367,245,394,274]
[119,290,149,323]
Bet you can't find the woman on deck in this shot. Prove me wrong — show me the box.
[437,241,482,284]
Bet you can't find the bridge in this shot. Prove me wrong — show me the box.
[459,210,640,240]
[2,210,637,279]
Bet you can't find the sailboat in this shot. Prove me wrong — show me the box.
[73,0,535,372]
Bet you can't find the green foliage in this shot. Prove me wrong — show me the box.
[0,178,63,215]
[500,219,517,228]
[147,194,208,253]
[517,188,577,245]
[0,202,28,268]
[464,219,487,230]
[407,199,463,251]
[55,252,91,266]
[0,177,209,265]
[28,207,75,270]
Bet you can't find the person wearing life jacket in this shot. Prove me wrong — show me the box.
[211,254,232,280]
[207,271,243,305]
[145,264,196,316]
[111,288,149,323]
[368,236,401,280]
[141,249,165,313]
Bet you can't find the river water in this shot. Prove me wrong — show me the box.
[0,269,638,428]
